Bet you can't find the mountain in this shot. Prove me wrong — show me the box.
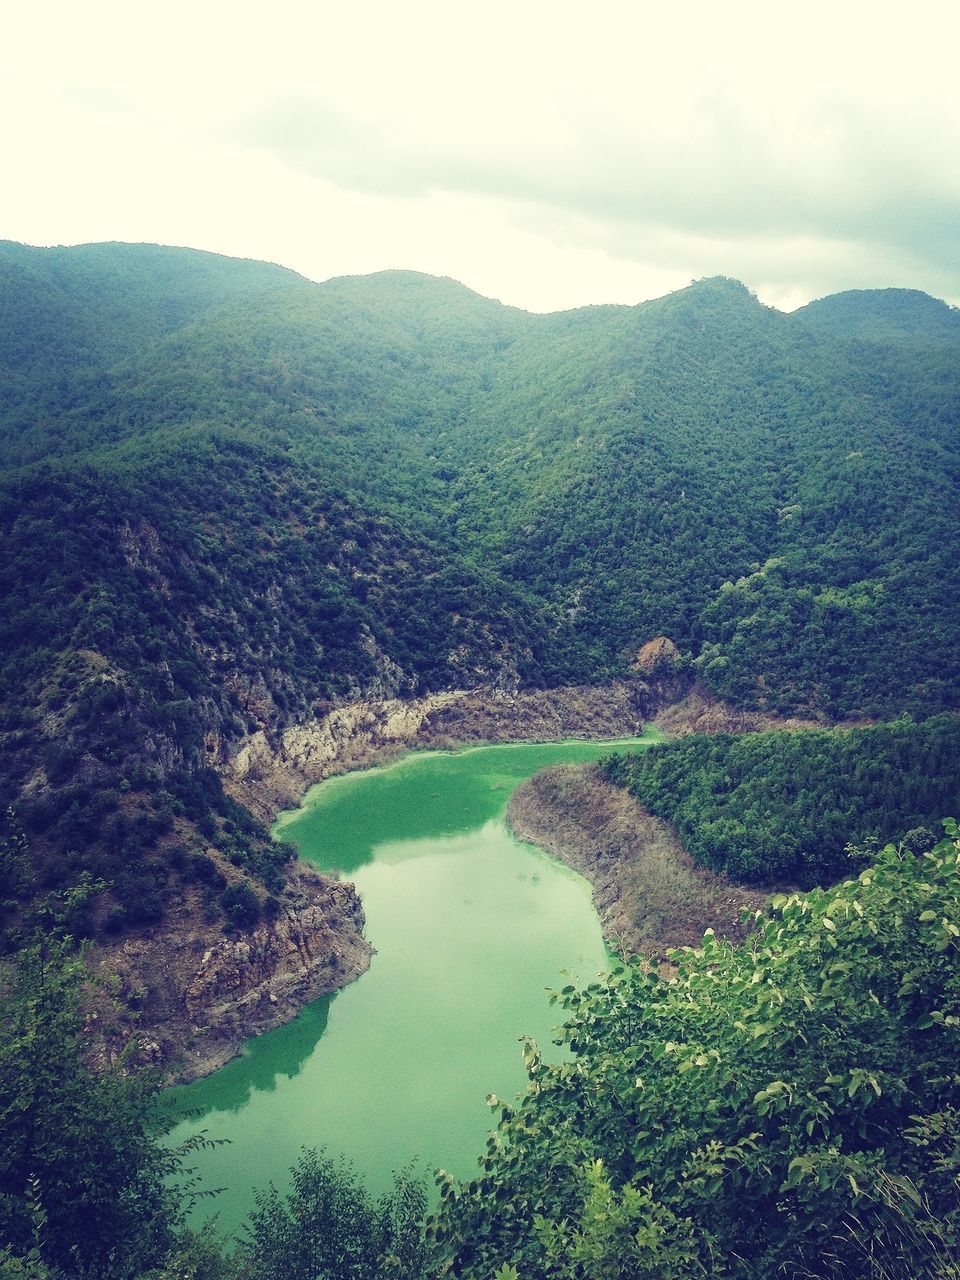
[0,240,303,461]
[0,245,958,958]
[795,286,960,345]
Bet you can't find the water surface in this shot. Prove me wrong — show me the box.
[166,734,657,1231]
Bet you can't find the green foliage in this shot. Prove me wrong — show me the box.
[0,856,254,1279]
[220,883,260,931]
[2,248,958,931]
[0,809,30,906]
[238,1149,433,1280]
[0,435,557,929]
[530,1158,705,1280]
[602,716,960,885]
[0,933,181,1276]
[796,287,960,346]
[434,822,960,1279]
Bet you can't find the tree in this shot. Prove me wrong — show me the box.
[0,876,183,1277]
[239,1148,432,1280]
[435,822,960,1279]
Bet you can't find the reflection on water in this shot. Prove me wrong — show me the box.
[164,996,333,1120]
[164,734,658,1234]
[272,749,507,872]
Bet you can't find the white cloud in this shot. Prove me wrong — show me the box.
[3,0,959,310]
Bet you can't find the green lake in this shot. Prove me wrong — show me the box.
[165,733,658,1233]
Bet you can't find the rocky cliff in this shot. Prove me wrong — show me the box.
[225,677,660,820]
[87,861,371,1084]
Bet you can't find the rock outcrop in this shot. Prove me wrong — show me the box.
[183,881,366,1023]
[225,680,654,821]
[227,691,465,818]
[652,682,828,738]
[88,863,371,1084]
[632,635,681,674]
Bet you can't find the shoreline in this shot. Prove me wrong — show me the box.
[90,859,373,1086]
[222,677,657,823]
[109,672,826,1084]
[507,762,770,962]
[110,678,655,1084]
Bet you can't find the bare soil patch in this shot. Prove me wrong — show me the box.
[652,683,828,739]
[508,764,770,961]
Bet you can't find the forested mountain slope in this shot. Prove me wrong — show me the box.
[1,244,958,949]
[0,240,303,464]
[602,716,960,886]
[795,286,960,345]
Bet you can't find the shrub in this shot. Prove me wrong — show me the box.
[220,882,260,930]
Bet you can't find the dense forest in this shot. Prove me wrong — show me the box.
[601,716,960,885]
[1,243,959,1276]
[1,242,958,939]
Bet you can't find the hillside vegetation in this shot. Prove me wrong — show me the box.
[1,244,958,941]
[2,244,960,1277]
[601,715,960,885]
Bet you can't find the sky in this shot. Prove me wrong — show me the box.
[3,0,959,314]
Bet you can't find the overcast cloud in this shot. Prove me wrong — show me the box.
[3,0,958,312]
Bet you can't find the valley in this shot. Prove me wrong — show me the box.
[83,672,676,1082]
[85,663,837,1083]
[165,734,658,1230]
[1,242,958,1278]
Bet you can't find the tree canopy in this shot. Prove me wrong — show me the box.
[602,716,960,885]
[435,822,960,1280]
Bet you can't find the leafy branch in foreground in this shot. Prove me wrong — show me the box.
[434,820,960,1279]
[238,1148,434,1280]
[0,816,197,1279]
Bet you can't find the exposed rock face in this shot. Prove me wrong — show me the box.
[226,680,654,821]
[228,691,464,817]
[632,635,681,674]
[183,881,366,1023]
[88,863,371,1084]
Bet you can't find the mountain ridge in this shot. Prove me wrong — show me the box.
[0,240,957,1073]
